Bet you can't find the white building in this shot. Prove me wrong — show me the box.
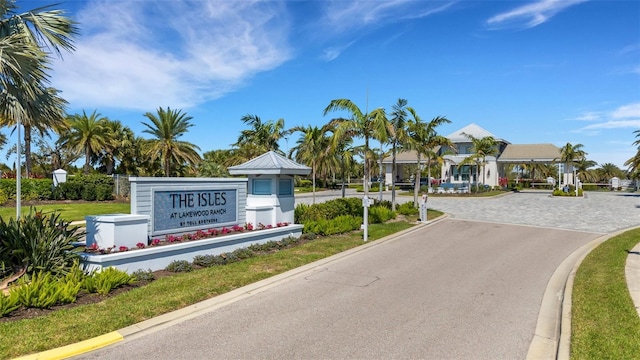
[382,123,563,189]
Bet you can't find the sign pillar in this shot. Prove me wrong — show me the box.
[362,195,372,242]
[420,194,428,223]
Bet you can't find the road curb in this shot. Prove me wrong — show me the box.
[13,332,123,360]
[17,216,446,359]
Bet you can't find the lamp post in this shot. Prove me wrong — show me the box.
[16,116,21,219]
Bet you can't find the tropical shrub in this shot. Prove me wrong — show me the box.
[369,206,396,224]
[397,202,419,216]
[0,208,84,277]
[83,267,134,295]
[303,215,362,236]
[0,290,21,317]
[295,197,362,223]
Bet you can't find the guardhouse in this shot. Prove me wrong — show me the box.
[228,151,311,226]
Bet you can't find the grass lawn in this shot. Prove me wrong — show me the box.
[571,228,640,359]
[0,212,442,359]
[0,202,130,222]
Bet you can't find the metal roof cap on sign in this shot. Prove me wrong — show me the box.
[228,151,311,176]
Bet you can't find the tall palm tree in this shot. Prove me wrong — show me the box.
[388,99,409,211]
[405,109,451,205]
[624,130,640,187]
[574,158,598,183]
[61,110,107,174]
[559,142,586,186]
[323,99,388,195]
[233,114,286,154]
[328,127,356,198]
[596,163,624,182]
[0,2,77,178]
[142,107,201,177]
[288,123,333,204]
[462,133,498,192]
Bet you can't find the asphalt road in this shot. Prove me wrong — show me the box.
[73,190,637,359]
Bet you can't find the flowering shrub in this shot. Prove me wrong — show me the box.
[84,222,292,254]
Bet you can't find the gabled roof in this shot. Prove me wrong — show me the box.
[497,144,560,163]
[228,151,311,175]
[446,123,508,144]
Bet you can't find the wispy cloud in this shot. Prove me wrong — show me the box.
[316,1,454,61]
[575,102,640,133]
[573,111,602,121]
[486,0,587,29]
[51,0,292,111]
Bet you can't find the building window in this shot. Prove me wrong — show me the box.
[252,179,272,195]
[278,178,292,195]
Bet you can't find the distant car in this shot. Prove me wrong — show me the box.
[411,177,430,186]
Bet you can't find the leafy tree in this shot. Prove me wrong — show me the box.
[61,110,107,175]
[198,149,233,177]
[142,107,201,177]
[324,99,388,195]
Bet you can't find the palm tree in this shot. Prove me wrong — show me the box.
[388,99,410,211]
[596,163,624,182]
[323,99,388,195]
[61,110,107,174]
[142,107,201,177]
[0,2,77,178]
[405,109,451,205]
[463,133,498,192]
[288,124,333,204]
[559,142,586,187]
[574,158,598,183]
[328,128,356,198]
[233,114,286,154]
[624,130,640,187]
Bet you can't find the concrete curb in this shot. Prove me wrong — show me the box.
[18,217,446,359]
[526,225,640,360]
[13,332,123,360]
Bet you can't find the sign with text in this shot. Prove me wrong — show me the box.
[153,189,238,234]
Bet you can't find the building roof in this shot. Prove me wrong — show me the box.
[228,151,311,175]
[446,123,509,144]
[497,144,561,163]
[382,148,442,164]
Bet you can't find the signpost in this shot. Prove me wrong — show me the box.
[420,194,428,223]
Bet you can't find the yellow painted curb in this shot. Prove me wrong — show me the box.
[13,331,123,360]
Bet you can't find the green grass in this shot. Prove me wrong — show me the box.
[0,218,432,359]
[0,202,130,222]
[571,228,640,359]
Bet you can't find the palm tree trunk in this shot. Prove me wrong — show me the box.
[24,125,32,178]
[391,144,397,211]
[84,146,91,175]
[414,153,421,207]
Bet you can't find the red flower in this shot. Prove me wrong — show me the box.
[136,242,146,249]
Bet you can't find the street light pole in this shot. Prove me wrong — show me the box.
[16,116,21,219]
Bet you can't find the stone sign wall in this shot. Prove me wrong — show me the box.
[130,177,248,236]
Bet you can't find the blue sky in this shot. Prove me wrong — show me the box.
[19,0,640,169]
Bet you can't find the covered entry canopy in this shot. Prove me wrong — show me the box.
[497,144,561,164]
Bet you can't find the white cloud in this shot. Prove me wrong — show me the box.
[579,119,640,131]
[573,102,640,134]
[486,0,587,29]
[611,102,640,119]
[573,111,602,121]
[319,0,455,35]
[51,0,292,111]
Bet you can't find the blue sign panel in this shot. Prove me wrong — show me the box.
[153,189,237,234]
